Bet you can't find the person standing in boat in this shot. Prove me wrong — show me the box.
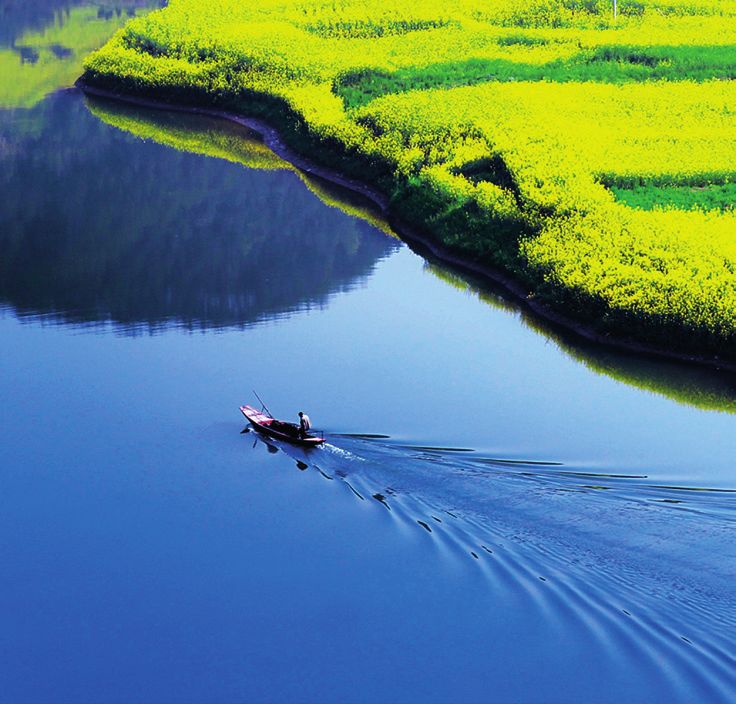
[298,411,311,438]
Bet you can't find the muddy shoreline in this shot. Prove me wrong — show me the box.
[76,80,736,374]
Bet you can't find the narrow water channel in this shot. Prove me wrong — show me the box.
[1,6,735,702]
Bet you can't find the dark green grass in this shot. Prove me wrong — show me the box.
[610,183,736,212]
[335,44,736,109]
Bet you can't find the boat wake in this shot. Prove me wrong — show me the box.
[246,431,736,702]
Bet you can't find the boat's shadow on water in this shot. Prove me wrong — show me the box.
[244,427,736,702]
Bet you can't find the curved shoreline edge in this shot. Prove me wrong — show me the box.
[76,80,736,375]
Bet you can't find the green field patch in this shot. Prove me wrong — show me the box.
[336,59,541,109]
[335,44,736,109]
[611,183,736,212]
[587,44,736,80]
[496,34,549,46]
[304,18,458,39]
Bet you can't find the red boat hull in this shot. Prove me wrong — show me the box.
[240,405,325,447]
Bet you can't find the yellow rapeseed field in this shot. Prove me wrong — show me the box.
[84,0,736,355]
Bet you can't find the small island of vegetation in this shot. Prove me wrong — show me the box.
[82,0,736,363]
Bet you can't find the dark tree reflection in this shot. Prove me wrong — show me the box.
[0,91,399,331]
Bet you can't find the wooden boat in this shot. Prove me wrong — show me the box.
[240,405,325,447]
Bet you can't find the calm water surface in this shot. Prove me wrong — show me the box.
[1,6,735,702]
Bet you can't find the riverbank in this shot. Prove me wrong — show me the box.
[78,80,736,373]
[79,0,736,365]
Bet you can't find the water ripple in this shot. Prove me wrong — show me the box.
[247,431,736,702]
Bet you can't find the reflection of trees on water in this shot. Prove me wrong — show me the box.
[0,1,166,108]
[0,1,160,47]
[1,1,72,46]
[426,264,736,414]
[0,91,399,330]
[87,96,397,238]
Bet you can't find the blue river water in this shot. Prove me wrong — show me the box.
[1,6,735,702]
